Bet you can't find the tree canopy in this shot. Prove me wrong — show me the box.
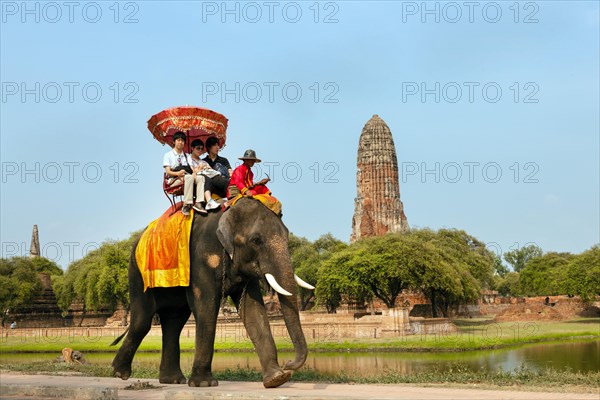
[503,244,543,272]
[518,252,574,296]
[289,233,346,310]
[53,231,141,320]
[317,246,367,313]
[6,225,596,327]
[408,229,492,316]
[343,234,415,308]
[0,256,62,325]
[316,229,496,317]
[563,245,600,301]
[495,272,521,297]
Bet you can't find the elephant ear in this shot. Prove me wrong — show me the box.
[217,209,235,260]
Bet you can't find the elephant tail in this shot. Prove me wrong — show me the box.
[110,328,129,346]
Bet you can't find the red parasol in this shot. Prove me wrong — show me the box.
[147,106,228,152]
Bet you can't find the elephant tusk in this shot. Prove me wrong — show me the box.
[265,273,293,296]
[294,274,315,290]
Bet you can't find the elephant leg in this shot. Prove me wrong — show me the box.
[186,283,220,387]
[157,306,191,384]
[112,296,155,380]
[234,281,291,388]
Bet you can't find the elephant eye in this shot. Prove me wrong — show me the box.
[250,236,263,246]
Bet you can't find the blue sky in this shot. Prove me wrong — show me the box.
[1,1,598,268]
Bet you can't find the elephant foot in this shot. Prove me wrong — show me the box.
[159,372,187,384]
[113,366,131,381]
[188,375,218,387]
[263,370,291,388]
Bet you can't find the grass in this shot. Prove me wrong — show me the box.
[314,317,600,352]
[1,362,598,393]
[2,317,597,353]
[1,317,598,393]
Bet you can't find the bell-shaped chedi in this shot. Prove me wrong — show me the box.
[351,115,409,242]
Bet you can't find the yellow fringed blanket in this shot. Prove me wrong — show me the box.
[135,203,193,291]
[229,194,282,215]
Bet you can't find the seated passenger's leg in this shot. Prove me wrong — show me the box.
[183,174,195,204]
[182,174,195,216]
[168,177,183,187]
[212,176,230,199]
[194,175,206,203]
[203,177,214,203]
[192,175,207,214]
[202,176,224,210]
[253,185,271,195]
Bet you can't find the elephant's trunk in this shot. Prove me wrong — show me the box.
[274,266,308,371]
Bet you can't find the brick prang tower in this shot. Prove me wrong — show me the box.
[351,115,409,242]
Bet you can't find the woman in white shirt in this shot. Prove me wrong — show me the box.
[189,139,222,212]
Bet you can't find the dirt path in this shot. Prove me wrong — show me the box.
[1,372,597,400]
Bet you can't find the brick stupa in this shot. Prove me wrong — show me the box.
[351,115,409,242]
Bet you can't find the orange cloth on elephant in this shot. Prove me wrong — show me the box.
[135,203,193,291]
[229,193,282,216]
[231,163,271,196]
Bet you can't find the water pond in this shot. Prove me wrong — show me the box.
[2,340,598,374]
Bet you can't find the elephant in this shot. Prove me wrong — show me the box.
[111,198,314,388]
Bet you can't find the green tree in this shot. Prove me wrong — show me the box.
[518,252,573,296]
[56,231,140,324]
[315,259,343,313]
[290,233,347,311]
[563,245,600,301]
[289,234,320,311]
[313,233,347,254]
[95,241,131,311]
[30,257,63,275]
[348,234,415,309]
[410,229,493,317]
[495,272,521,297]
[56,251,100,323]
[493,255,510,278]
[436,229,496,290]
[504,244,543,272]
[0,257,61,326]
[316,229,493,318]
[288,233,309,256]
[317,246,368,313]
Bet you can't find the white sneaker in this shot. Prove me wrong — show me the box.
[205,199,220,210]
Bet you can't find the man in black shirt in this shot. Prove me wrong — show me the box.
[202,136,232,199]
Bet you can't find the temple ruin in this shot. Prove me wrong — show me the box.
[8,225,113,328]
[30,224,40,257]
[351,115,409,242]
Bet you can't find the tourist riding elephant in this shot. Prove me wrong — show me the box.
[111,198,314,388]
